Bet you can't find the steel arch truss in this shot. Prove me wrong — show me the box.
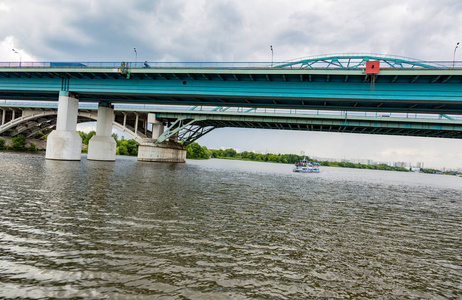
[178,124,215,145]
[275,54,440,70]
[155,115,210,145]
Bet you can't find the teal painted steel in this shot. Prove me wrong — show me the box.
[2,103,462,143]
[0,54,462,115]
[1,75,461,113]
[152,109,462,144]
[0,54,460,69]
[275,55,440,69]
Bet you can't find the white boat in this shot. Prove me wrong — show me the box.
[293,158,321,173]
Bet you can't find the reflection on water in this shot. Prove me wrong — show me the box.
[0,152,461,299]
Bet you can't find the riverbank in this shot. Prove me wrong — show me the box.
[0,136,46,150]
[199,145,461,175]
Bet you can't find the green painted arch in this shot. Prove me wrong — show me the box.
[275,54,442,70]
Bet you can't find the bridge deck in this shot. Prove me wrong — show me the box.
[1,57,462,114]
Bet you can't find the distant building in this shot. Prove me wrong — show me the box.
[396,162,407,168]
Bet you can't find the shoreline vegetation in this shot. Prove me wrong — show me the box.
[0,131,140,156]
[0,134,42,152]
[1,136,460,176]
[185,142,462,176]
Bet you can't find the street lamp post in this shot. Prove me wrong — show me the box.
[453,42,459,69]
[12,49,21,67]
[270,45,273,67]
[134,48,137,66]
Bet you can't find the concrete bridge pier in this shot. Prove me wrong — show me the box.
[87,103,116,161]
[45,91,82,160]
[137,113,186,163]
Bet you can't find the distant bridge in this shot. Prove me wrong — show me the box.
[2,103,462,146]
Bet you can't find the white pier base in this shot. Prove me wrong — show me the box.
[88,105,116,161]
[45,130,82,160]
[87,136,116,161]
[138,141,186,163]
[46,92,82,161]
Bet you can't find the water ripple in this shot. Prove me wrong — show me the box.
[0,153,461,299]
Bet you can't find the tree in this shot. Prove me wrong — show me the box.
[116,139,139,156]
[0,138,5,150]
[209,149,219,158]
[84,131,96,145]
[117,144,128,155]
[185,142,210,159]
[28,143,37,151]
[12,134,26,151]
[126,139,139,156]
[224,148,237,157]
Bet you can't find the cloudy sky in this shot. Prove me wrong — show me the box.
[1,0,462,168]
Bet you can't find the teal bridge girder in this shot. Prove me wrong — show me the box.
[2,103,462,145]
[153,109,462,145]
[1,54,462,116]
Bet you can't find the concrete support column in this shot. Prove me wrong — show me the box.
[137,113,185,163]
[134,113,139,134]
[1,109,5,125]
[138,142,186,163]
[45,91,82,160]
[87,103,116,161]
[148,113,164,140]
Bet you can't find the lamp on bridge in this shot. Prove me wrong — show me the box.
[11,49,21,67]
[270,45,273,67]
[454,42,459,69]
[134,47,137,65]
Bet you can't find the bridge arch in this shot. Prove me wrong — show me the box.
[0,108,145,142]
[275,54,442,69]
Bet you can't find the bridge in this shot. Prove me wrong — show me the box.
[1,54,461,162]
[2,102,462,143]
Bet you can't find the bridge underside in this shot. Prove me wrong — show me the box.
[153,111,462,144]
[3,106,462,146]
[0,106,150,142]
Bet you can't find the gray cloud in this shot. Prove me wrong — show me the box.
[1,0,461,62]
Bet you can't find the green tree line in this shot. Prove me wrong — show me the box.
[185,142,307,164]
[0,135,38,151]
[184,142,462,175]
[316,161,410,172]
[0,131,139,156]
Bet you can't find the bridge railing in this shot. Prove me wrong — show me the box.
[179,105,462,121]
[1,60,461,70]
[0,62,275,69]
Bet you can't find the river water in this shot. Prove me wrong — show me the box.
[0,151,461,299]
